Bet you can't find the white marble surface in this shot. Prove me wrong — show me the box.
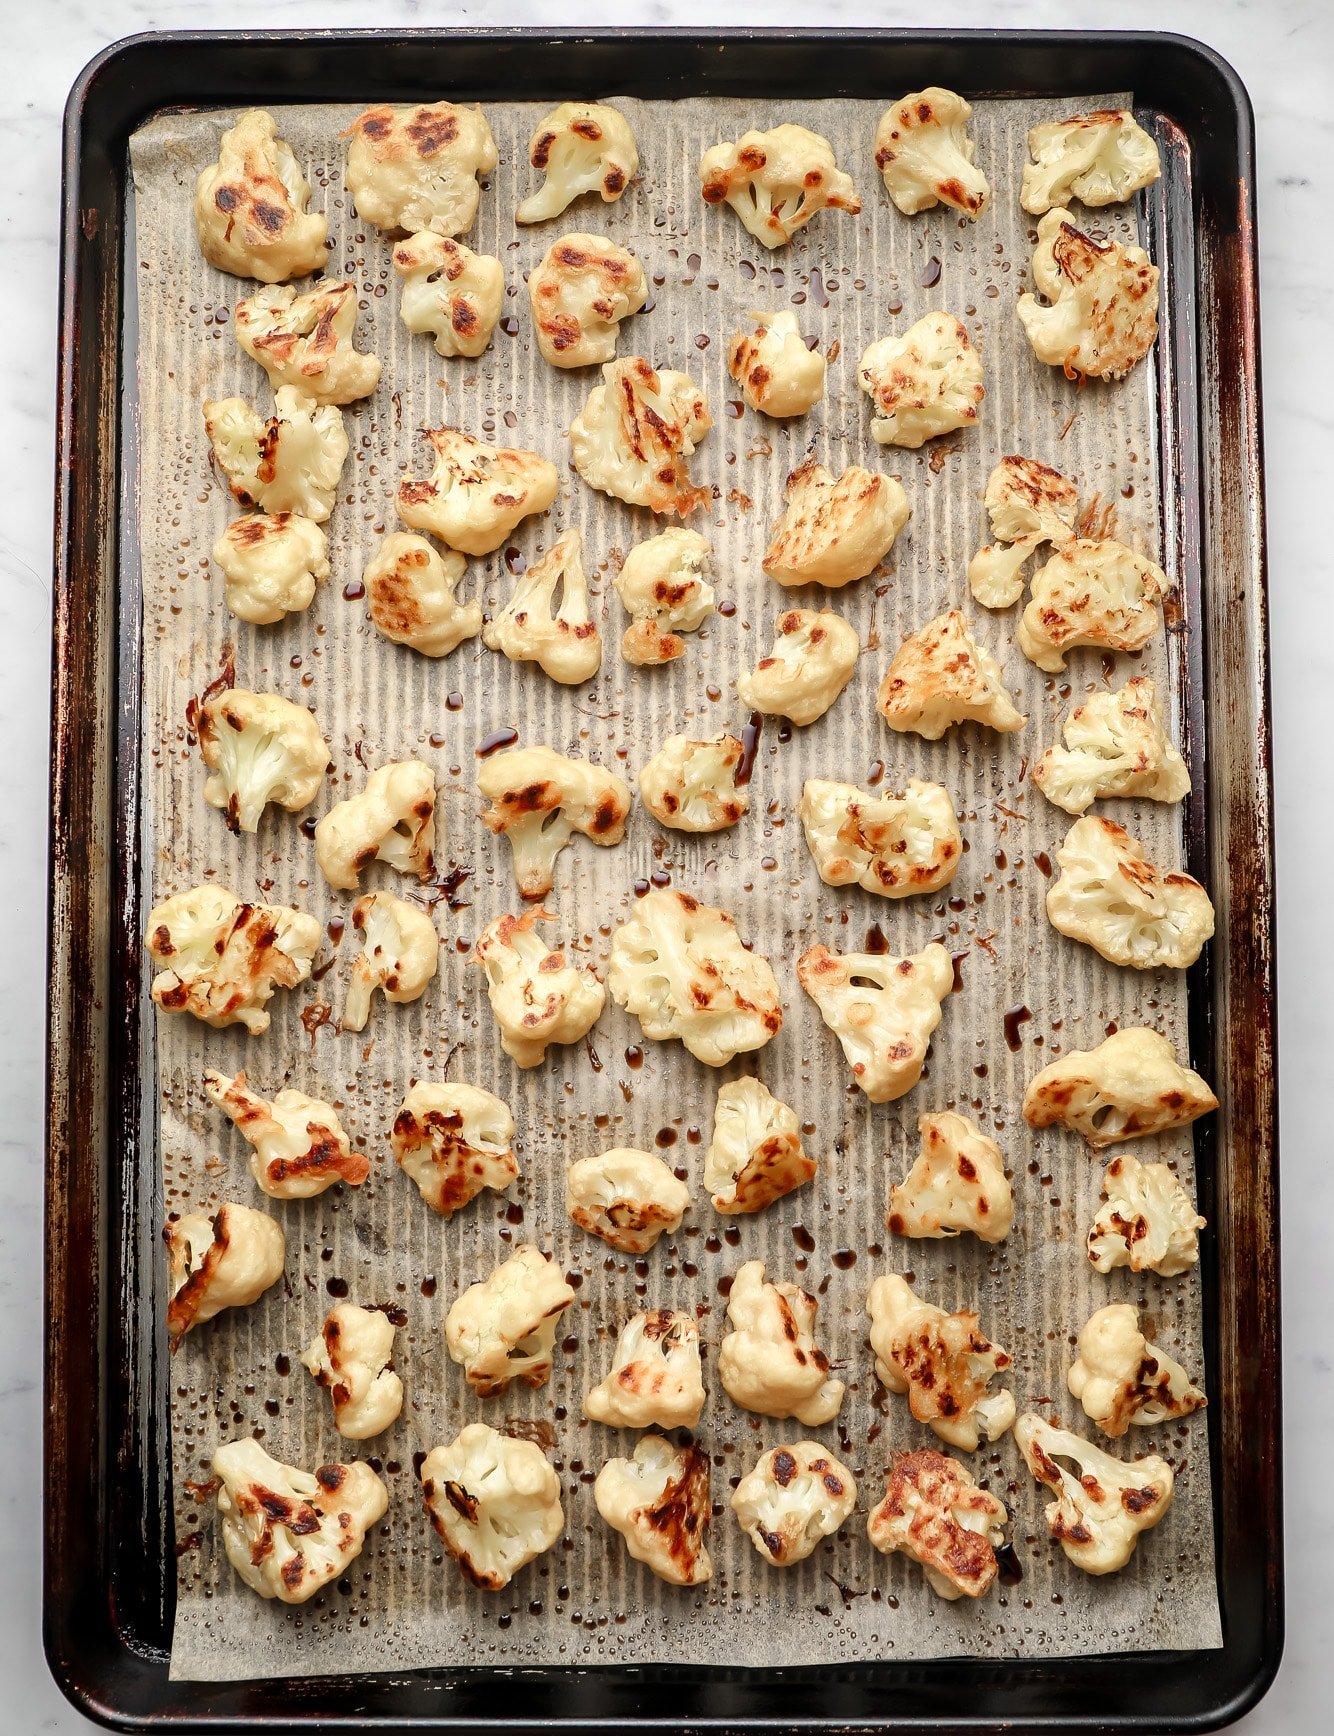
[2,0,1327,1728]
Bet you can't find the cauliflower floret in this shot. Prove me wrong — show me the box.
[212,513,330,625]
[398,427,559,557]
[595,1435,712,1586]
[204,387,348,523]
[478,745,630,898]
[1018,208,1160,382]
[608,888,782,1066]
[444,1243,575,1396]
[420,1423,563,1589]
[733,1442,857,1568]
[1032,676,1190,814]
[762,459,910,589]
[877,608,1025,740]
[1087,1153,1207,1278]
[570,357,712,516]
[197,688,327,835]
[967,454,1079,609]
[392,230,504,359]
[1014,1412,1174,1576]
[528,233,647,369]
[719,1259,844,1426]
[345,101,497,235]
[614,528,714,665]
[1019,538,1166,673]
[858,313,984,449]
[203,1069,370,1200]
[482,530,604,684]
[584,1308,704,1430]
[797,941,953,1104]
[1068,1304,1206,1439]
[727,311,825,418]
[867,1449,1007,1599]
[705,1077,816,1214]
[164,1202,285,1347]
[874,88,990,218]
[475,906,605,1067]
[1023,1025,1218,1147]
[887,1111,1013,1243]
[146,884,320,1033]
[193,108,327,283]
[866,1273,1015,1451]
[211,1439,387,1603]
[739,608,860,726]
[799,776,961,898]
[315,760,436,892]
[391,1081,518,1217]
[566,1147,691,1254]
[342,890,439,1034]
[1046,815,1215,970]
[639,733,749,833]
[235,280,381,406]
[699,124,860,249]
[1022,110,1162,216]
[302,1304,404,1440]
[363,531,482,658]
[516,102,639,224]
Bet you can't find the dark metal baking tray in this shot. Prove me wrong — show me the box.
[46,26,1280,1732]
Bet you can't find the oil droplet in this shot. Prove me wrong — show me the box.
[718,599,737,617]
[777,720,793,744]
[299,815,317,839]
[327,917,345,944]
[1034,851,1053,878]
[504,546,527,575]
[428,731,446,748]
[500,316,520,337]
[446,691,464,712]
[887,296,903,315]
[506,1202,525,1225]
[686,1125,702,1145]
[585,1037,602,1073]
[865,923,889,953]
[791,1224,816,1253]
[650,867,671,888]
[705,684,722,702]
[1004,1005,1032,1051]
[740,260,756,280]
[951,954,966,993]
[632,878,650,898]
[737,712,763,784]
[420,1275,437,1298]
[694,333,711,350]
[625,1045,644,1069]
[725,400,745,419]
[477,726,519,757]
[921,257,942,288]
[832,1248,857,1270]
[274,1353,291,1376]
[995,849,1007,871]
[342,578,365,601]
[326,1275,349,1298]
[686,252,702,274]
[997,1543,1024,1585]
[1121,483,1135,498]
[866,759,885,787]
[760,855,777,872]
[655,1127,678,1148]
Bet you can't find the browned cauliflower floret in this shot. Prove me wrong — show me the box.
[342,890,439,1034]
[421,1423,563,1590]
[867,1449,1008,1598]
[482,530,604,684]
[639,733,749,833]
[1046,816,1215,970]
[739,608,860,726]
[146,885,320,1034]
[212,512,329,625]
[398,426,559,557]
[193,109,328,282]
[1018,208,1160,382]
[595,1435,713,1586]
[762,459,910,589]
[1032,676,1190,813]
[719,1259,844,1426]
[877,608,1025,739]
[392,231,504,359]
[732,1442,857,1568]
[204,387,348,523]
[516,102,639,224]
[566,1147,691,1254]
[444,1243,575,1396]
[1023,1025,1218,1147]
[614,528,714,665]
[797,941,953,1104]
[1019,538,1166,672]
[196,687,328,835]
[474,907,605,1068]
[363,531,482,657]
[302,1304,404,1440]
[203,1069,370,1200]
[528,233,647,369]
[479,745,630,898]
[1022,110,1162,215]
[584,1309,705,1430]
[1087,1153,1207,1278]
[967,454,1079,609]
[1068,1304,1206,1438]
[705,1077,816,1214]
[315,759,436,891]
[1014,1412,1174,1576]
[866,1273,1015,1451]
[727,312,825,417]
[391,1081,518,1218]
[874,88,990,218]
[235,280,381,405]
[888,1111,1013,1243]
[345,101,497,235]
[165,1202,285,1348]
[699,124,860,249]
[858,313,984,449]
[570,357,712,516]
[799,776,961,898]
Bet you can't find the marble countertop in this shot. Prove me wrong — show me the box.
[4,0,1327,1729]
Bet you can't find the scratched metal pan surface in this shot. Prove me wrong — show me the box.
[46,27,1278,1734]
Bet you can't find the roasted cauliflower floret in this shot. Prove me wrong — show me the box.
[203,1068,370,1200]
[475,906,605,1068]
[1033,676,1190,813]
[315,759,436,891]
[877,608,1025,739]
[165,1202,285,1347]
[762,459,910,589]
[235,280,381,405]
[146,884,320,1033]
[211,1439,387,1603]
[1019,538,1167,673]
[595,1434,713,1586]
[392,231,504,359]
[719,1259,844,1426]
[204,387,348,523]
[967,454,1079,609]
[705,1077,816,1214]
[197,688,327,835]
[739,608,860,726]
[363,531,482,657]
[528,233,647,369]
[733,1442,857,1568]
[584,1309,705,1430]
[887,1111,1013,1243]
[570,357,712,516]
[1087,1153,1207,1278]
[797,941,953,1104]
[874,88,990,218]
[639,733,749,833]
[342,890,439,1034]
[1023,1025,1218,1147]
[1068,1304,1206,1439]
[478,745,630,899]
[867,1449,1007,1599]
[867,1273,1015,1451]
[345,101,497,235]
[398,426,559,557]
[1046,816,1215,970]
[482,530,604,684]
[212,512,330,625]
[420,1423,563,1590]
[1015,1412,1174,1575]
[1018,208,1160,382]
[614,527,714,665]
[516,102,638,224]
[391,1081,518,1217]
[858,313,984,449]
[799,776,961,899]
[727,311,825,418]
[1022,110,1162,215]
[193,108,328,283]
[566,1147,691,1254]
[444,1243,575,1396]
[302,1304,404,1440]
[608,888,782,1066]
[699,124,860,249]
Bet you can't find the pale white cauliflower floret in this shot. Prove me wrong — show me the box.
[474,906,605,1068]
[1019,538,1167,672]
[165,1202,285,1347]
[614,528,714,665]
[315,759,436,891]
[1023,1025,1218,1147]
[193,108,328,282]
[391,1081,518,1217]
[398,427,559,557]
[584,1308,704,1430]
[146,884,320,1033]
[392,231,504,359]
[345,101,497,235]
[235,280,381,405]
[858,313,984,449]
[565,1147,690,1254]
[363,531,482,657]
[444,1243,575,1396]
[203,1069,370,1200]
[1087,1153,1207,1278]
[342,890,439,1034]
[705,1077,816,1214]
[302,1304,404,1440]
[867,1449,1007,1599]
[799,776,961,899]
[639,734,749,833]
[866,1273,1016,1451]
[1068,1304,1206,1439]
[1014,1411,1175,1576]
[608,888,782,1067]
[1022,109,1162,215]
[1017,208,1160,382]
[196,688,327,835]
[762,460,910,588]
[727,311,825,417]
[516,102,639,224]
[212,513,330,625]
[1046,815,1215,970]
[739,608,860,726]
[570,357,712,516]
[874,88,990,218]
[887,1111,1013,1243]
[479,745,630,899]
[732,1443,857,1568]
[595,1435,713,1586]
[204,387,349,523]
[699,124,860,248]
[877,608,1025,739]
[797,941,954,1104]
[420,1423,563,1590]
[527,233,647,369]
[1033,676,1190,813]
[967,454,1079,609]
[719,1259,844,1426]
[482,530,604,684]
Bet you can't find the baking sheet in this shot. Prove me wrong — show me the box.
[127,91,1222,1682]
